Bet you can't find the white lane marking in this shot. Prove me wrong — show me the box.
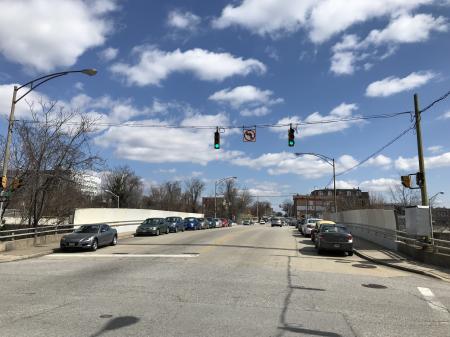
[417,287,449,314]
[47,253,199,258]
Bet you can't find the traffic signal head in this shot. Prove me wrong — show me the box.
[214,128,220,149]
[288,126,295,147]
[401,175,411,188]
[416,172,424,187]
[1,176,7,189]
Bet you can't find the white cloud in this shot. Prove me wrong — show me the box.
[365,71,436,97]
[0,83,49,119]
[428,145,444,154]
[334,178,400,192]
[233,152,358,179]
[209,85,282,108]
[364,154,392,169]
[0,0,117,72]
[213,0,433,42]
[245,179,290,197]
[110,46,266,86]
[330,14,447,75]
[439,111,450,119]
[95,113,244,165]
[271,103,362,138]
[74,82,84,91]
[240,106,271,117]
[98,47,118,61]
[395,152,450,171]
[167,10,201,30]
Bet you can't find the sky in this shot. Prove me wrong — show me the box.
[1,0,450,209]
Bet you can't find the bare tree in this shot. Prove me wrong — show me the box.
[4,101,101,226]
[184,178,205,212]
[281,200,294,217]
[389,185,420,207]
[103,166,143,208]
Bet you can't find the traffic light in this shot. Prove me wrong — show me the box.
[288,125,295,147]
[214,127,220,149]
[1,176,6,190]
[401,175,411,188]
[12,177,22,191]
[416,172,424,187]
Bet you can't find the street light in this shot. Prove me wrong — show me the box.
[428,192,444,245]
[0,69,98,217]
[214,176,237,218]
[295,153,337,214]
[105,190,120,208]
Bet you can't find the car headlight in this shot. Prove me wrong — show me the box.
[152,227,158,230]
[81,236,94,242]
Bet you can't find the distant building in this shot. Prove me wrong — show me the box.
[293,188,370,219]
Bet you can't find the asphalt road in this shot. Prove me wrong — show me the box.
[0,225,449,337]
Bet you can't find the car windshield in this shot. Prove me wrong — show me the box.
[321,225,348,233]
[74,225,99,233]
[142,219,161,225]
[185,218,195,222]
[165,217,180,222]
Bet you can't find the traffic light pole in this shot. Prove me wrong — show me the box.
[414,94,428,206]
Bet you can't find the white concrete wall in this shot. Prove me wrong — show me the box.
[325,209,397,250]
[73,208,204,225]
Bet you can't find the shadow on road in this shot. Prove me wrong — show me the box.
[276,256,342,337]
[298,246,347,258]
[90,316,140,337]
[117,243,298,252]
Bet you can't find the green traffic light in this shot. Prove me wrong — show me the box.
[288,140,295,147]
[214,144,220,149]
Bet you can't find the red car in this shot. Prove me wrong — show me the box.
[221,218,229,227]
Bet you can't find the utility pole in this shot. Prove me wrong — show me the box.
[256,195,259,220]
[414,94,428,206]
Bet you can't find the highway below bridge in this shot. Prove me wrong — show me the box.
[0,225,449,337]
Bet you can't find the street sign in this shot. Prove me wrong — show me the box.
[243,128,256,142]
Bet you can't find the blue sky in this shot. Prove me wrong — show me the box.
[1,0,450,208]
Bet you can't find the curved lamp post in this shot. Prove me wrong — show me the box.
[295,153,337,214]
[1,69,97,217]
[105,190,120,208]
[214,176,237,218]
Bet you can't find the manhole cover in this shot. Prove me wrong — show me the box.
[113,253,128,255]
[99,314,113,318]
[362,284,387,289]
[334,260,351,263]
[352,263,377,269]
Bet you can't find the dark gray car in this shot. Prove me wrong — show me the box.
[135,218,169,236]
[315,224,353,256]
[60,224,117,251]
[165,216,185,233]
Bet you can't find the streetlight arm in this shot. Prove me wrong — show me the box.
[295,152,333,166]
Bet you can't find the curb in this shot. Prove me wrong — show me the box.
[0,250,54,263]
[353,249,449,282]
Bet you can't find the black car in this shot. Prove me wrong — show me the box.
[315,224,353,256]
[165,216,185,233]
[135,218,169,236]
[60,224,117,251]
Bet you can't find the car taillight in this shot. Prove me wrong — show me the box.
[347,234,353,242]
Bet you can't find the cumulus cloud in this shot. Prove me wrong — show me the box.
[334,178,400,192]
[209,85,282,108]
[439,111,450,119]
[0,83,49,119]
[167,10,201,30]
[110,46,266,86]
[364,154,392,169]
[98,47,118,61]
[0,0,117,71]
[428,145,444,154]
[395,152,450,171]
[95,113,244,165]
[213,0,433,42]
[330,14,447,75]
[365,71,436,97]
[271,103,362,138]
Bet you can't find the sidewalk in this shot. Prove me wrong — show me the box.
[353,236,450,282]
[0,231,135,263]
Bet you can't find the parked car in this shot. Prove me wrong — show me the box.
[136,218,169,236]
[206,218,216,228]
[242,219,251,225]
[60,224,117,251]
[297,219,305,232]
[221,218,229,227]
[302,218,323,237]
[259,219,266,224]
[212,218,222,227]
[198,218,209,230]
[165,216,185,233]
[315,224,353,256]
[271,217,283,227]
[184,217,201,230]
[311,220,335,242]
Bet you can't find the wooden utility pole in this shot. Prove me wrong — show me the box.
[414,93,428,206]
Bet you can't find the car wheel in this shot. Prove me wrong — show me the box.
[156,229,160,236]
[91,239,98,251]
[348,251,354,256]
[111,235,117,246]
[317,247,323,255]
[175,227,178,233]
[166,227,169,234]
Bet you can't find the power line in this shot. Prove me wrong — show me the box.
[335,124,415,177]
[420,89,450,113]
